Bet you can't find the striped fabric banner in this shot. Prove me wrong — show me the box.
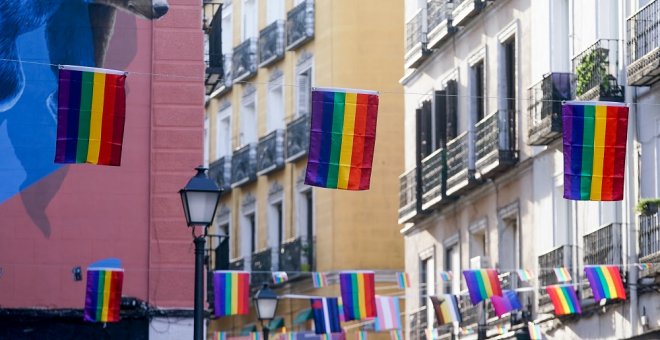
[374,296,401,331]
[311,297,342,335]
[462,269,503,305]
[430,294,461,325]
[584,265,626,302]
[528,322,543,340]
[313,272,328,288]
[554,267,572,282]
[339,271,377,321]
[305,87,379,190]
[214,271,250,317]
[83,268,124,322]
[55,65,127,166]
[545,284,581,315]
[562,102,629,201]
[396,272,410,289]
[517,269,533,282]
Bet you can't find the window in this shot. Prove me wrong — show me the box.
[469,220,487,263]
[268,76,285,131]
[267,0,285,23]
[241,92,257,145]
[268,183,284,269]
[221,3,233,53]
[415,99,433,162]
[499,214,519,284]
[445,80,458,141]
[296,186,314,271]
[204,115,210,166]
[216,105,232,159]
[471,60,486,123]
[432,79,459,147]
[503,37,516,111]
[296,66,312,117]
[419,254,435,330]
[248,213,256,254]
[553,175,571,246]
[242,0,258,40]
[215,224,230,270]
[445,242,460,294]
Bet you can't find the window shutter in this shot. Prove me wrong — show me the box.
[415,107,423,166]
[434,90,447,148]
[420,100,433,160]
[446,80,458,141]
[297,71,310,116]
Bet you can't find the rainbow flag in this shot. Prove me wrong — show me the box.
[56,65,127,166]
[495,324,508,335]
[545,284,581,315]
[313,272,328,288]
[425,329,436,340]
[339,271,376,321]
[374,296,401,331]
[584,265,626,302]
[214,271,250,317]
[562,102,629,201]
[305,87,379,190]
[273,271,289,284]
[389,330,402,340]
[637,263,651,271]
[439,271,453,282]
[396,272,410,289]
[554,267,572,282]
[528,322,543,340]
[490,290,522,318]
[430,294,461,325]
[83,268,124,322]
[338,297,345,322]
[517,269,533,282]
[356,331,367,340]
[462,269,503,305]
[215,332,228,340]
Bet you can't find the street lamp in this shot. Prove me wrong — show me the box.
[253,284,279,340]
[180,166,223,340]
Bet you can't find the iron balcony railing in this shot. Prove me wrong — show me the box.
[582,223,624,300]
[538,245,573,306]
[406,9,427,55]
[286,0,315,50]
[640,209,660,260]
[527,73,573,146]
[258,20,285,67]
[408,306,428,340]
[572,39,624,102]
[446,131,474,196]
[428,0,452,33]
[627,1,660,86]
[208,155,232,193]
[232,38,258,83]
[398,167,418,224]
[204,6,223,95]
[475,110,517,178]
[420,148,446,210]
[286,115,309,162]
[229,257,245,270]
[452,0,484,27]
[279,237,315,274]
[458,292,479,327]
[251,248,272,286]
[257,129,285,176]
[231,143,257,187]
[499,271,520,291]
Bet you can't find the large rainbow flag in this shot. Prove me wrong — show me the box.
[83,268,124,322]
[562,102,629,201]
[430,295,461,325]
[584,265,626,302]
[462,269,503,305]
[214,271,250,317]
[55,65,127,166]
[545,284,581,315]
[305,87,379,190]
[339,271,376,321]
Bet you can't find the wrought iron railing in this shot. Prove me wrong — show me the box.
[209,156,232,193]
[421,148,446,210]
[231,144,257,187]
[527,73,573,146]
[427,0,452,33]
[279,237,315,274]
[538,245,573,306]
[583,223,623,266]
[406,9,426,54]
[451,0,484,26]
[475,110,517,175]
[232,38,258,83]
[399,167,418,224]
[229,257,245,270]
[286,115,309,162]
[640,209,660,260]
[572,39,624,101]
[446,132,472,195]
[257,129,285,176]
[259,20,285,67]
[458,293,479,327]
[627,0,660,86]
[409,306,428,340]
[286,0,315,50]
[204,6,223,94]
[251,248,272,286]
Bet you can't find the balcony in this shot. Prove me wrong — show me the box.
[259,20,285,68]
[231,144,257,188]
[279,237,315,274]
[427,0,454,49]
[257,129,285,176]
[627,1,660,86]
[527,73,573,146]
[421,148,447,211]
[640,209,660,262]
[451,0,485,27]
[572,39,624,102]
[408,306,428,340]
[286,115,309,162]
[204,5,223,95]
[405,8,431,69]
[475,110,517,179]
[398,167,419,224]
[458,292,479,327]
[582,223,623,300]
[446,132,476,197]
[251,248,272,286]
[229,257,245,270]
[537,245,573,310]
[208,156,232,193]
[232,38,258,83]
[286,0,315,50]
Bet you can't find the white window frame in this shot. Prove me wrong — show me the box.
[241,0,258,40]
[240,194,257,268]
[222,2,233,53]
[267,71,285,132]
[267,0,285,23]
[443,234,461,294]
[295,53,314,117]
[267,182,285,270]
[240,86,257,145]
[216,102,232,159]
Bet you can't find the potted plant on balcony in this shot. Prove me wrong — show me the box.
[636,198,660,216]
[576,47,609,97]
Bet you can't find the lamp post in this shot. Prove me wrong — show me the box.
[254,284,279,340]
[180,166,223,340]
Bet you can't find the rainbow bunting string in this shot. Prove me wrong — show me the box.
[215,332,227,340]
[339,271,377,321]
[273,271,289,284]
[517,269,533,282]
[356,331,368,340]
[584,265,626,302]
[562,102,629,201]
[305,87,380,190]
[528,322,543,340]
[84,268,124,322]
[554,267,572,282]
[439,271,453,282]
[389,330,402,340]
[545,285,581,315]
[396,272,410,289]
[214,271,250,317]
[462,269,503,305]
[430,295,461,325]
[56,65,127,166]
[313,272,328,288]
[637,263,651,271]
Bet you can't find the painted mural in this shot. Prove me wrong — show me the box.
[0,1,169,236]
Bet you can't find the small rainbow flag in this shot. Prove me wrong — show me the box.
[313,272,328,288]
[554,267,572,282]
[273,271,289,284]
[339,271,377,321]
[528,322,543,340]
[250,333,260,340]
[517,269,533,282]
[356,331,368,340]
[584,265,626,302]
[430,294,461,325]
[215,332,228,340]
[56,65,127,166]
[495,324,508,335]
[545,284,581,315]
[389,330,402,340]
[439,271,453,282]
[459,327,474,335]
[637,263,651,271]
[462,269,503,305]
[396,272,410,289]
[425,329,436,340]
[305,87,379,190]
[214,271,250,317]
[562,102,629,201]
[83,268,124,322]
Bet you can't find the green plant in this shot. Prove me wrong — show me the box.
[636,198,660,215]
[575,47,610,96]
